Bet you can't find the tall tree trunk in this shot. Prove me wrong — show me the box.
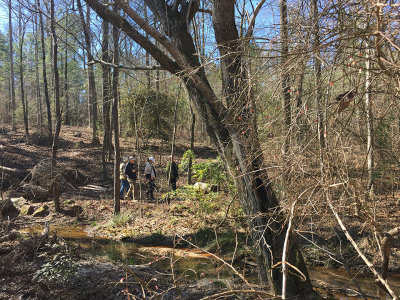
[77,0,100,145]
[112,5,121,215]
[312,0,325,149]
[101,2,112,177]
[365,48,374,195]
[34,6,42,130]
[50,0,62,213]
[18,2,29,142]
[64,5,70,126]
[188,102,195,185]
[168,89,180,198]
[9,0,16,132]
[37,0,52,138]
[280,0,291,154]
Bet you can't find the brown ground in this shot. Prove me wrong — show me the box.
[1,126,400,299]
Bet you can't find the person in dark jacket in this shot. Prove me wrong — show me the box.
[168,160,179,191]
[125,156,137,200]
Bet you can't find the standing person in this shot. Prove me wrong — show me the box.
[125,156,137,200]
[168,160,179,191]
[119,156,129,199]
[144,156,156,200]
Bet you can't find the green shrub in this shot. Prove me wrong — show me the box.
[192,157,225,185]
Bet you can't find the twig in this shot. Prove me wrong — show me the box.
[325,191,399,300]
[176,234,254,289]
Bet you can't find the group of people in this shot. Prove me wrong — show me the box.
[119,155,179,201]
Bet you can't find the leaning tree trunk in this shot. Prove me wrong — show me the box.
[50,0,62,213]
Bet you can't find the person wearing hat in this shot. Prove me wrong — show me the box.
[119,156,129,199]
[125,156,138,200]
[144,156,157,200]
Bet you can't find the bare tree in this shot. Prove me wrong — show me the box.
[85,0,315,296]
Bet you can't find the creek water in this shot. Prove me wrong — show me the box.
[21,224,400,299]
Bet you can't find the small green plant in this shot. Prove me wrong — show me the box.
[199,192,221,214]
[112,213,133,227]
[34,253,77,284]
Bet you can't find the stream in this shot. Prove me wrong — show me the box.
[21,224,400,299]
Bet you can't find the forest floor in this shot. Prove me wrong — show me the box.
[1,125,400,299]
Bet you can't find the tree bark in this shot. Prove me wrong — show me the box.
[9,0,16,132]
[77,0,100,145]
[50,0,62,213]
[37,0,52,138]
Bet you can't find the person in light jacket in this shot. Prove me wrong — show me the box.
[119,156,129,199]
[144,156,156,200]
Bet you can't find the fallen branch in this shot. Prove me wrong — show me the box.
[200,289,278,300]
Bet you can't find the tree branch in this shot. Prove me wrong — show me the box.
[88,59,163,71]
[245,0,267,39]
